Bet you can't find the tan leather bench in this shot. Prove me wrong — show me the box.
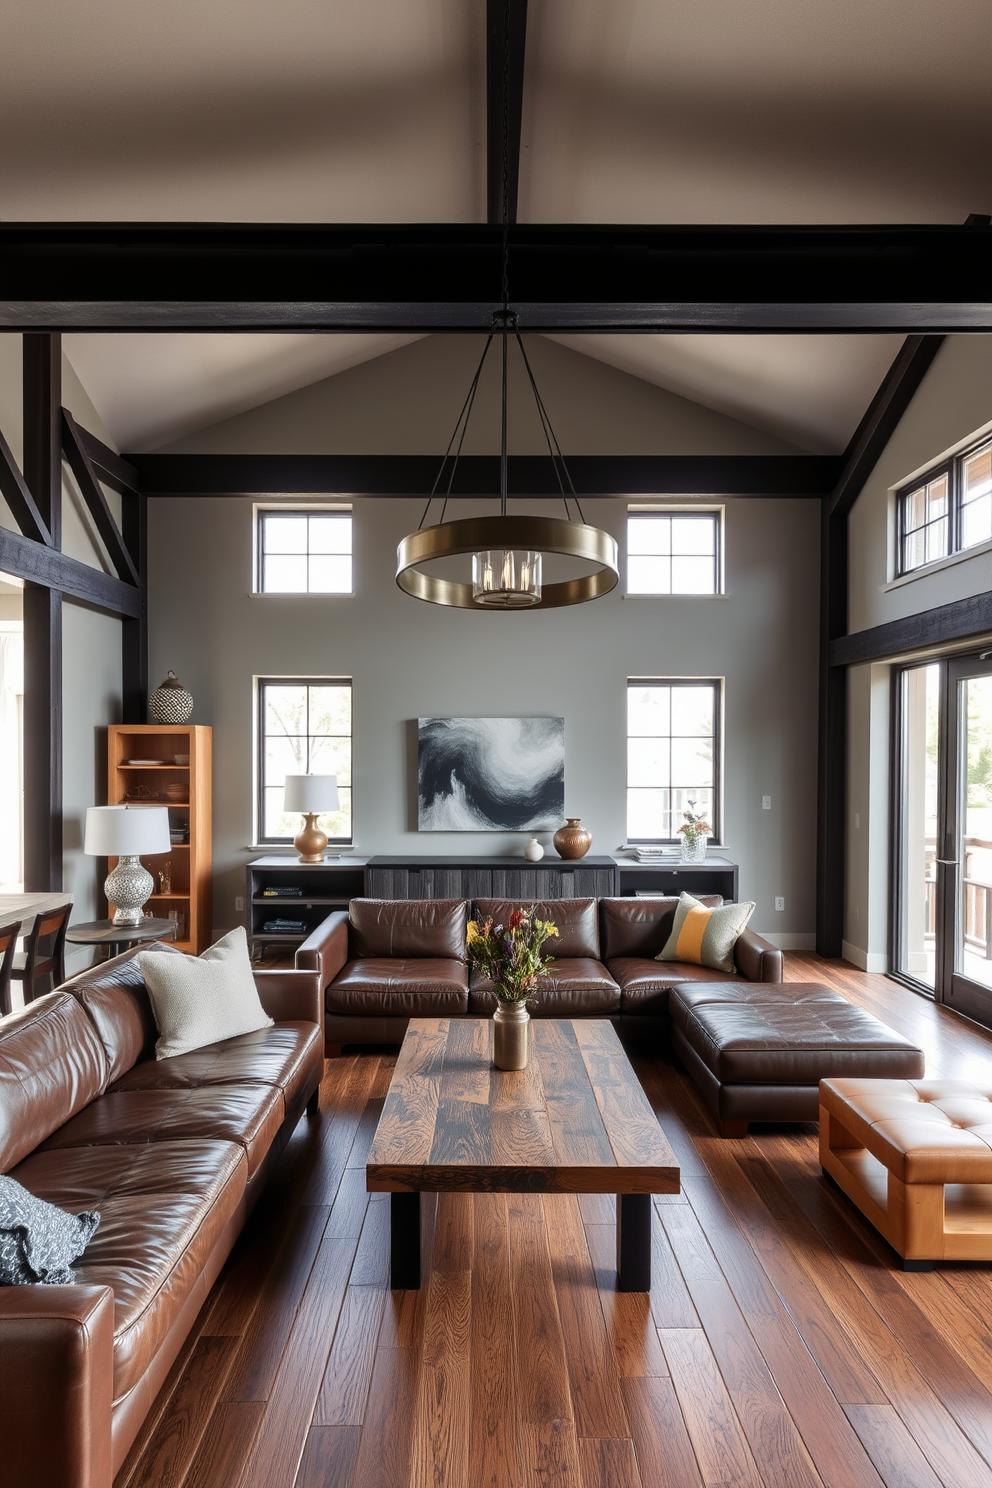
[820,1078,992,1270]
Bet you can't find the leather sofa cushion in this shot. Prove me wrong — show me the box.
[12,1139,246,1401]
[473,898,600,959]
[349,898,467,961]
[109,1023,322,1116]
[67,949,156,1084]
[608,957,740,1013]
[0,992,109,1172]
[599,896,722,961]
[38,1083,286,1180]
[469,959,620,1015]
[327,959,469,1017]
[671,983,925,1085]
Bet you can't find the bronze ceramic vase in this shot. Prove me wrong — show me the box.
[553,818,592,860]
[492,1002,530,1070]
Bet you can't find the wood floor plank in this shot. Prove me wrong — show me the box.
[620,1375,704,1488]
[124,1335,240,1488]
[470,1193,526,1488]
[314,1283,389,1427]
[294,1426,361,1488]
[579,1436,643,1488]
[659,1327,763,1487]
[659,1202,825,1488]
[347,1347,420,1488]
[179,1403,266,1488]
[410,1268,472,1488]
[844,1406,945,1488]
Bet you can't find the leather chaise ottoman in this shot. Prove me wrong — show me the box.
[670,982,925,1136]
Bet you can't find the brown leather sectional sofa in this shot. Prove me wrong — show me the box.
[297,895,783,1052]
[0,948,323,1488]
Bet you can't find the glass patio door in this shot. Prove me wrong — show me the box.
[942,656,992,1025]
[894,663,940,991]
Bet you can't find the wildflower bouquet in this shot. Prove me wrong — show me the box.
[465,907,559,1004]
[676,799,712,847]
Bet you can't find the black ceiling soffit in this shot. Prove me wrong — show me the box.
[1,223,991,332]
[125,452,841,497]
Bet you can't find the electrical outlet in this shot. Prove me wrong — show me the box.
[854,812,860,829]
[761,795,771,810]
[234,896,245,913]
[774,896,785,911]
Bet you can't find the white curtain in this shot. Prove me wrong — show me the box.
[0,628,24,890]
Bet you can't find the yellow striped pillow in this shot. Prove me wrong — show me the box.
[656,891,755,974]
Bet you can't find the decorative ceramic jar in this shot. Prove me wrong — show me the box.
[524,837,545,862]
[679,834,707,864]
[553,818,592,860]
[493,1001,530,1070]
[149,670,193,724]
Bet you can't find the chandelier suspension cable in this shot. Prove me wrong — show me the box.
[514,330,588,526]
[417,331,495,531]
[498,0,512,523]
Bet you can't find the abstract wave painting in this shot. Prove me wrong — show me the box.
[418,717,564,831]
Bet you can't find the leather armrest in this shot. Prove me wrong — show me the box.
[735,928,784,983]
[0,1284,114,1488]
[295,910,349,989]
[254,969,322,1025]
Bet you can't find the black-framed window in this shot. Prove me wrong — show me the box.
[626,510,721,594]
[897,436,992,576]
[626,679,722,842]
[256,509,352,594]
[257,678,352,843]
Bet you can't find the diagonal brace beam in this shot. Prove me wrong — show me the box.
[61,407,140,586]
[0,426,52,545]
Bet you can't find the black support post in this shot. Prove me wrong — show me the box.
[121,489,148,723]
[22,333,63,893]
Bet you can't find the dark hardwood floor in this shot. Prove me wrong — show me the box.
[115,956,992,1488]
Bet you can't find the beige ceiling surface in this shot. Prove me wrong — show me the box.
[522,0,992,224]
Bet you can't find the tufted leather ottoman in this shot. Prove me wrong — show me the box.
[670,982,925,1137]
[820,1078,992,1269]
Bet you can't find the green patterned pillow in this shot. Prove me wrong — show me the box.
[656,891,755,974]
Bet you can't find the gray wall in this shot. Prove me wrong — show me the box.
[148,491,820,943]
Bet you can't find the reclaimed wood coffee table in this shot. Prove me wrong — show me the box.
[366,1016,680,1291]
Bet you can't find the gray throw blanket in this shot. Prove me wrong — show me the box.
[0,1175,100,1285]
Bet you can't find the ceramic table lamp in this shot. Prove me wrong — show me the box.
[84,805,171,925]
[283,774,339,862]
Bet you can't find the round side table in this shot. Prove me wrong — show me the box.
[66,916,179,960]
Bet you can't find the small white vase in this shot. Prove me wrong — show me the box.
[525,837,544,862]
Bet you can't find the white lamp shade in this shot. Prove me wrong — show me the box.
[283,774,339,813]
[84,805,171,856]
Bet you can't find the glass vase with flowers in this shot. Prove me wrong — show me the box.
[677,799,712,863]
[466,907,559,1069]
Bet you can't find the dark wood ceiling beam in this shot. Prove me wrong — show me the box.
[76,425,141,497]
[830,592,992,668]
[0,427,52,545]
[125,452,842,498]
[2,223,991,331]
[0,522,142,617]
[487,0,528,226]
[61,408,141,585]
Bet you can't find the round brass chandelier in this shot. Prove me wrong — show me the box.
[395,8,619,612]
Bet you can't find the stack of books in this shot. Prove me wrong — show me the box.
[631,846,680,863]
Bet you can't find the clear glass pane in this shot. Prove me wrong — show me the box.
[308,555,352,593]
[927,475,948,520]
[671,556,716,594]
[308,685,351,735]
[264,686,308,737]
[308,515,352,554]
[265,735,307,783]
[264,789,299,839]
[627,788,670,840]
[896,664,939,988]
[903,529,924,573]
[958,677,992,989]
[671,686,713,737]
[670,787,713,832]
[263,555,308,592]
[308,735,352,784]
[628,686,670,737]
[627,737,670,788]
[671,516,715,555]
[963,447,992,502]
[627,555,671,594]
[926,517,949,564]
[321,786,352,841]
[262,515,308,554]
[962,493,992,550]
[671,736,714,788]
[907,486,926,531]
[627,516,670,556]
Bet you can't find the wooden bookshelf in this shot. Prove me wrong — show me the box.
[107,724,212,953]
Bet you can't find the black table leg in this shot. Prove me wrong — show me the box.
[390,1191,422,1290]
[616,1193,652,1292]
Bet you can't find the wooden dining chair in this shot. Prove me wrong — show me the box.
[10,902,71,1005]
[0,920,21,1018]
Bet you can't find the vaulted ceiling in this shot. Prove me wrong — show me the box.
[5,0,990,454]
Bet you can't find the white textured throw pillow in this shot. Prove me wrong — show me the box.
[140,926,273,1060]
